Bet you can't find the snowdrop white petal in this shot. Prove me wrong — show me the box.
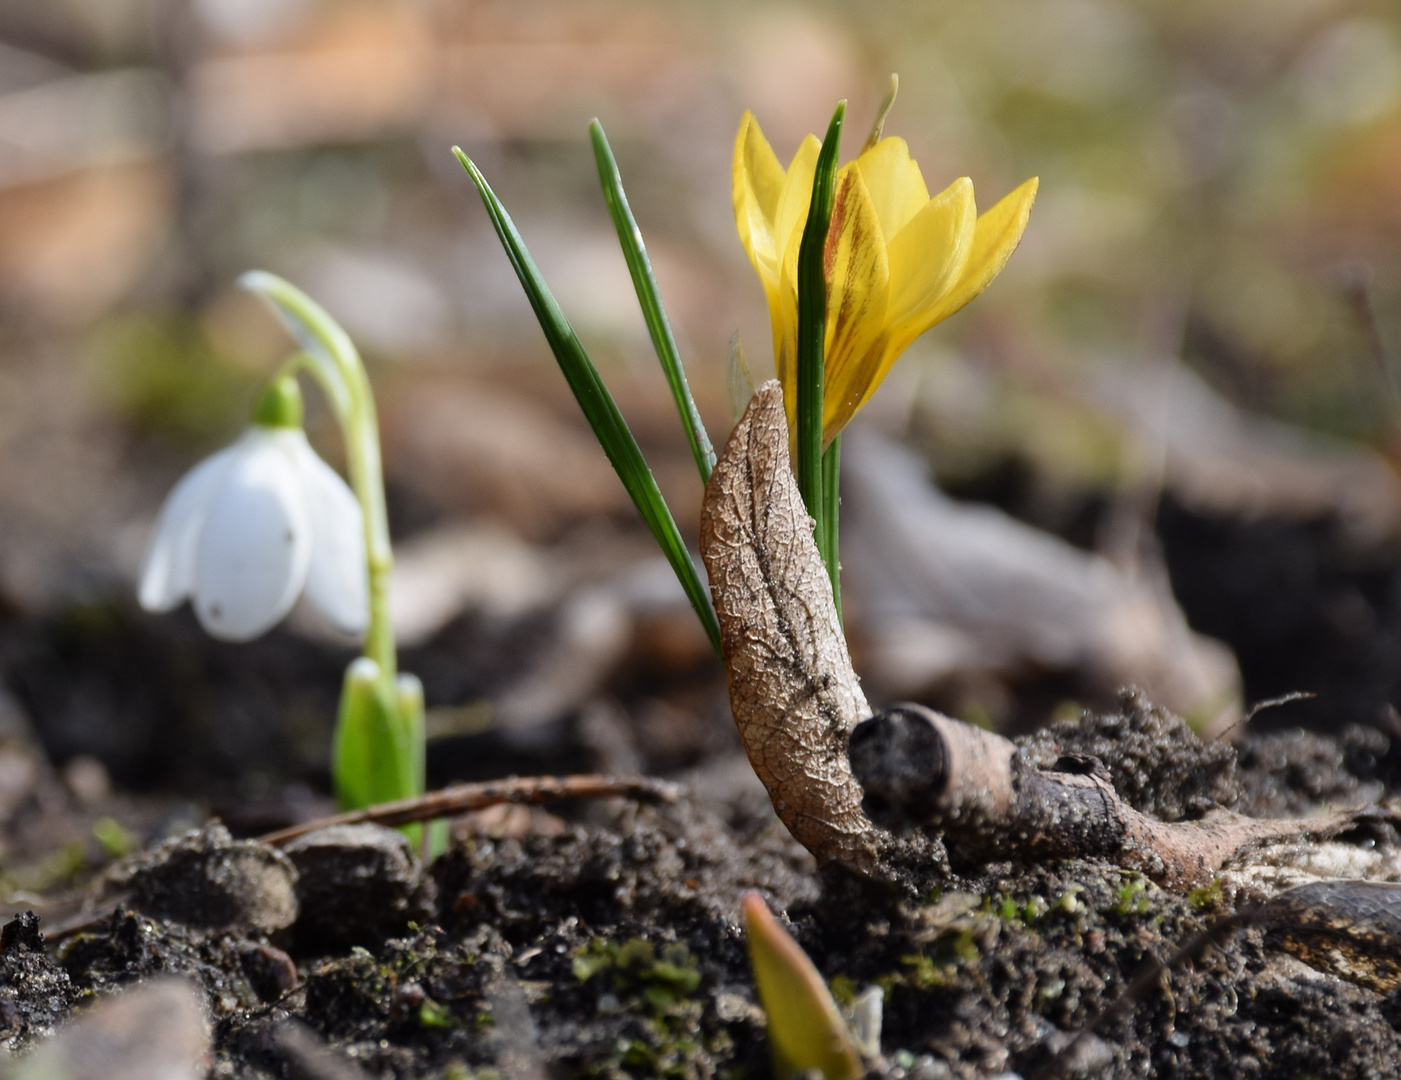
[287,432,369,635]
[192,429,313,641]
[138,446,238,613]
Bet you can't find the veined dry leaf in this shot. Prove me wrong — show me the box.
[700,380,880,871]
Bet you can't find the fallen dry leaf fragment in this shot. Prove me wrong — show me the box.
[699,380,880,871]
[1098,363,1401,542]
[699,382,1374,895]
[840,430,1239,725]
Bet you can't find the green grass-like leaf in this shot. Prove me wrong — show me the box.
[821,435,842,624]
[452,146,722,656]
[796,101,846,600]
[590,120,716,484]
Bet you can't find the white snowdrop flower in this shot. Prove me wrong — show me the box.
[139,382,368,642]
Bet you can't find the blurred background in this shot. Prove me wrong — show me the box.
[4,0,1401,837]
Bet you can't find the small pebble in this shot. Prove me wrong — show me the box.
[240,942,298,1002]
[11,976,208,1080]
[1041,1028,1116,1075]
[283,824,433,953]
[112,822,298,933]
[62,756,111,806]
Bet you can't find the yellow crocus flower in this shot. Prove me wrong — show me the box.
[733,110,1038,444]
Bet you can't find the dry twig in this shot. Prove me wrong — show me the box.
[257,773,678,846]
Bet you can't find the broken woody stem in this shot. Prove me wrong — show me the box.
[848,703,1359,892]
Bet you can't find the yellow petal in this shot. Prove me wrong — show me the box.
[773,135,823,273]
[837,176,976,421]
[821,165,891,441]
[772,136,822,410]
[853,136,930,242]
[885,175,977,332]
[774,248,801,424]
[863,176,1036,423]
[733,111,787,285]
[769,278,798,407]
[928,175,1039,325]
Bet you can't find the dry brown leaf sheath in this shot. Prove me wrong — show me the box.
[700,381,882,872]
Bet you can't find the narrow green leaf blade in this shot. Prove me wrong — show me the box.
[795,101,845,552]
[821,435,842,623]
[452,146,722,656]
[590,120,716,483]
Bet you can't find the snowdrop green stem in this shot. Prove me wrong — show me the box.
[239,272,423,824]
[242,271,395,680]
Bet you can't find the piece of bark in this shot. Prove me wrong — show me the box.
[699,381,881,872]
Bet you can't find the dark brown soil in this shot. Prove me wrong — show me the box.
[4,498,1401,1078]
[3,692,1400,1079]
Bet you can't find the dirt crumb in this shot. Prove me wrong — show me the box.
[1019,688,1241,820]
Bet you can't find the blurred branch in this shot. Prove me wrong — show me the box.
[0,70,168,189]
[0,14,99,70]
